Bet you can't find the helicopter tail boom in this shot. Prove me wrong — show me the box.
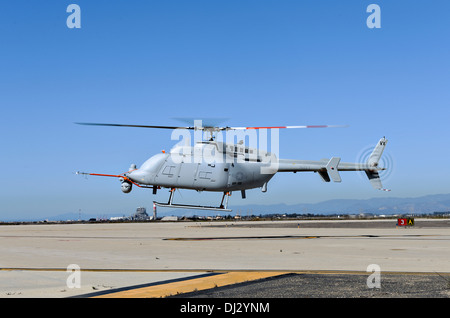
[277,137,389,191]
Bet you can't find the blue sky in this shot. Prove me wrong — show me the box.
[1,1,449,220]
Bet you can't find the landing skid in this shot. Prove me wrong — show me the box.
[154,189,232,212]
[153,201,232,212]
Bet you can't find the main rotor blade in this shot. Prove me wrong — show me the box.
[76,122,348,131]
[225,124,349,130]
[75,122,195,130]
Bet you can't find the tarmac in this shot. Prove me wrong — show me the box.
[0,219,449,298]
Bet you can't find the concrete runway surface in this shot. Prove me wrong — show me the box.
[0,219,449,298]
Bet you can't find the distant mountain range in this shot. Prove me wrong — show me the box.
[35,193,450,222]
[230,193,450,216]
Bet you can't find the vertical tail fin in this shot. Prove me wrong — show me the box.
[368,137,387,168]
[366,137,390,191]
[365,170,383,190]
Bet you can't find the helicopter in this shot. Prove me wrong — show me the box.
[76,120,388,211]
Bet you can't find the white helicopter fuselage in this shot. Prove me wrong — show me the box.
[127,140,275,193]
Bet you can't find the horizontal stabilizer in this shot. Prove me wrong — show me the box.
[326,157,341,182]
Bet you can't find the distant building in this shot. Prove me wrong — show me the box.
[161,216,178,221]
[110,216,126,221]
[130,207,149,221]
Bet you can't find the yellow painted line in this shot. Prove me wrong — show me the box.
[92,271,288,298]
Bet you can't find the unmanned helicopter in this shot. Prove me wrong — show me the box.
[76,121,388,211]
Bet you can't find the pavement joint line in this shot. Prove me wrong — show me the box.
[164,234,444,241]
[1,268,449,276]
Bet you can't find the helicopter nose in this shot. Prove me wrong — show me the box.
[126,169,146,183]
